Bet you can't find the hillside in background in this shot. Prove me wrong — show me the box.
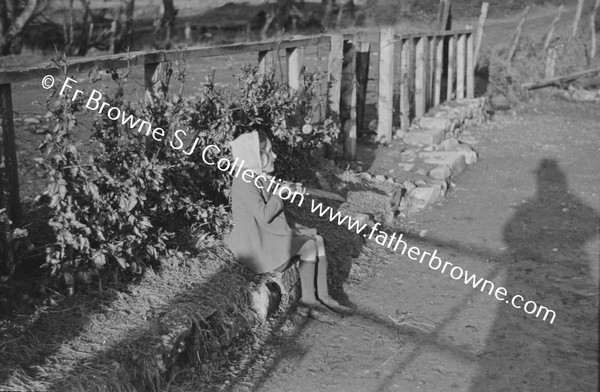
[0,0,594,67]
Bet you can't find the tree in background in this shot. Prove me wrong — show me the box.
[321,0,356,29]
[117,0,135,52]
[111,0,135,53]
[322,0,334,27]
[0,0,49,55]
[259,0,329,39]
[61,0,135,55]
[153,0,176,48]
[77,0,91,55]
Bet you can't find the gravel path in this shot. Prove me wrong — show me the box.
[235,98,599,392]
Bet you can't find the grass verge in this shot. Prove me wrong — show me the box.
[0,243,267,391]
[0,159,405,391]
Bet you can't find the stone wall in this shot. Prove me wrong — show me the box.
[390,97,488,212]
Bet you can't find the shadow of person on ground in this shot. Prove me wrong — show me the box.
[469,158,600,391]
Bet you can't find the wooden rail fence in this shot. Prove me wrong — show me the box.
[0,28,474,270]
[382,29,476,140]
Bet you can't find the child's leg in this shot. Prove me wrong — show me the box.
[296,239,318,305]
[296,239,341,322]
[315,235,355,315]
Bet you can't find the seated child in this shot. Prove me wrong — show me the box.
[225,131,353,319]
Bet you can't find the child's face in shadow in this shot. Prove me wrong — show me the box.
[260,138,277,173]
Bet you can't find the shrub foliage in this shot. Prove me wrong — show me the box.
[36,63,339,278]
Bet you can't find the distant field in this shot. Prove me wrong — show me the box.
[4,0,592,201]
[13,0,586,58]
[53,0,577,19]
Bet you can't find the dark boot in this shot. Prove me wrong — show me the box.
[316,256,355,316]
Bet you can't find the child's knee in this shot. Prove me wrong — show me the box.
[298,239,318,260]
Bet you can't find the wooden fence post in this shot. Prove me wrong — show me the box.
[447,34,455,101]
[0,83,20,275]
[109,18,118,53]
[408,38,416,114]
[456,33,466,99]
[287,47,304,92]
[544,5,564,51]
[591,0,600,59]
[545,47,557,78]
[428,36,435,108]
[568,0,584,44]
[328,35,343,119]
[355,39,370,131]
[377,28,394,142]
[467,32,474,99]
[474,2,489,66]
[438,0,452,31]
[399,38,411,130]
[437,0,444,27]
[508,5,530,61]
[144,62,170,106]
[434,36,443,105]
[341,39,357,160]
[144,62,172,153]
[415,36,426,116]
[327,35,344,158]
[258,50,275,75]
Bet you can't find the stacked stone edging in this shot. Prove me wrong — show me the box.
[356,97,488,213]
[396,97,487,211]
[557,86,600,102]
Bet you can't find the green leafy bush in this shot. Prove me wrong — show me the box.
[37,71,171,275]
[36,61,339,278]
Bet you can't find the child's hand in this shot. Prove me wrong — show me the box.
[292,183,306,195]
[278,181,305,196]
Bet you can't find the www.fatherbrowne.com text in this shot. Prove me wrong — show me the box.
[307,199,556,324]
[48,75,556,325]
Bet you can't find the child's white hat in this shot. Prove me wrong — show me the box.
[229,131,262,175]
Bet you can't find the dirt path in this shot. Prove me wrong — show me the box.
[226,99,599,392]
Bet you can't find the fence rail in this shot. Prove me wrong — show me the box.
[0,36,331,84]
[0,28,474,271]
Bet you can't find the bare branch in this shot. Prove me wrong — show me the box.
[6,0,39,38]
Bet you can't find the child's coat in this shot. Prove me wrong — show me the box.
[225,132,312,273]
